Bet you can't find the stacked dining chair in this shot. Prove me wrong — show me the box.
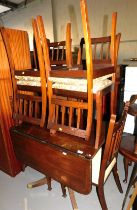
[1,0,129,210]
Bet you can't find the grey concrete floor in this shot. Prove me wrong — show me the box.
[0,154,133,210]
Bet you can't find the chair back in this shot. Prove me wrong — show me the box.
[47,0,94,142]
[99,101,129,183]
[77,12,120,67]
[33,16,72,70]
[48,22,72,68]
[1,27,47,127]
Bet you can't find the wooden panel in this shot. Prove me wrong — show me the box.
[3,28,31,70]
[0,31,21,176]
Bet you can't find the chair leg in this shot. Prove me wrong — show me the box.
[123,157,131,183]
[95,91,103,149]
[96,185,108,210]
[60,184,67,198]
[27,176,50,189]
[68,188,79,210]
[21,164,26,172]
[126,183,137,210]
[47,176,52,191]
[112,163,123,193]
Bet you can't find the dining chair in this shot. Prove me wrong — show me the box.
[77,32,121,66]
[34,14,115,149]
[48,22,72,68]
[64,100,129,210]
[34,15,72,69]
[125,182,137,210]
[80,11,118,145]
[121,95,137,183]
[77,12,121,116]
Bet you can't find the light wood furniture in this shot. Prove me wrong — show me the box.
[33,15,115,148]
[48,22,72,68]
[77,12,120,115]
[125,183,137,210]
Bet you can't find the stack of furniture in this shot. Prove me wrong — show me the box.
[3,1,128,210]
[0,0,129,210]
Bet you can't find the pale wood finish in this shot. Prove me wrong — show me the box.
[126,183,137,210]
[47,80,92,141]
[48,22,72,67]
[77,33,121,65]
[77,12,120,115]
[47,0,93,142]
[68,188,79,210]
[34,17,72,69]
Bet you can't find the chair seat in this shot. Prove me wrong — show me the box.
[15,75,113,94]
[92,148,116,184]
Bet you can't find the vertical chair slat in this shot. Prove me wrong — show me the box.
[29,100,33,118]
[100,43,103,60]
[69,107,73,127]
[93,44,97,59]
[77,108,81,129]
[19,98,23,115]
[56,46,59,61]
[52,47,54,61]
[61,46,65,60]
[62,106,65,125]
[34,101,38,118]
[55,105,59,124]
[23,99,27,116]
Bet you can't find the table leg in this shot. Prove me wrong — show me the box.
[95,91,103,149]
[122,163,137,210]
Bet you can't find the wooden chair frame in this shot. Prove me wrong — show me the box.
[1,27,47,128]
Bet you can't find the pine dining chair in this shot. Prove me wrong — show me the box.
[77,12,121,116]
[48,22,73,68]
[58,1,127,210]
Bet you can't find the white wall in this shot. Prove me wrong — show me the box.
[51,0,137,63]
[1,0,137,62]
[0,0,54,50]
